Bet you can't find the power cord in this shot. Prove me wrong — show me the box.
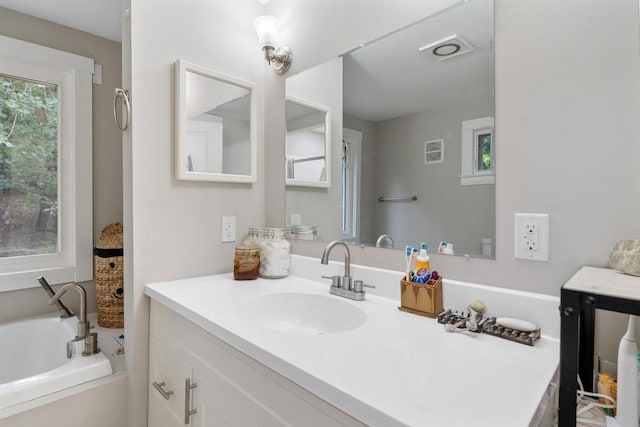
[575,374,616,426]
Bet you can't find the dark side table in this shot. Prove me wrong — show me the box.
[559,267,640,425]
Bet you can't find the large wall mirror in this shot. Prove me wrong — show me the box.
[285,0,495,257]
[175,59,257,183]
[285,96,331,188]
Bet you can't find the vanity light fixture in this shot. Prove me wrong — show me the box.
[254,15,293,74]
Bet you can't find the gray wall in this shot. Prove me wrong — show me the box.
[373,99,495,255]
[222,117,251,175]
[0,7,122,322]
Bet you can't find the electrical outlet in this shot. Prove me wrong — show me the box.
[523,224,539,251]
[221,216,236,243]
[514,213,549,261]
[290,214,301,226]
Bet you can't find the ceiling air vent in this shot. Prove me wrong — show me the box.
[418,34,474,61]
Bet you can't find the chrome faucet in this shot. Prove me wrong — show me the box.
[49,283,100,358]
[38,276,73,318]
[375,234,394,248]
[320,240,374,301]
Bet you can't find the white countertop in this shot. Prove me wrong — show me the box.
[145,270,559,427]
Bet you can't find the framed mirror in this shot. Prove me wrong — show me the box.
[284,0,495,257]
[174,59,257,183]
[285,96,331,188]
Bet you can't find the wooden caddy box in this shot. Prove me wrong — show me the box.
[398,276,443,318]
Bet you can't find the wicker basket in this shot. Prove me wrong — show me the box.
[94,223,124,328]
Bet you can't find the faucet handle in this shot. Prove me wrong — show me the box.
[353,280,375,293]
[321,275,341,288]
[67,340,76,359]
[82,332,100,356]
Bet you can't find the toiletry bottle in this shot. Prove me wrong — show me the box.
[413,243,430,283]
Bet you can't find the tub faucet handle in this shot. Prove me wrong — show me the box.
[82,332,100,356]
[66,340,76,359]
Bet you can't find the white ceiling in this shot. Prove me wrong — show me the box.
[343,0,494,123]
[0,0,122,42]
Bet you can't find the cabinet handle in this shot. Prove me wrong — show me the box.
[152,381,174,400]
[184,378,198,424]
[113,88,130,131]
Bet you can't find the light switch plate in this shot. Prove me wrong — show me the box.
[514,213,549,261]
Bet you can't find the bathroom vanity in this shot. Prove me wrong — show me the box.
[145,256,559,426]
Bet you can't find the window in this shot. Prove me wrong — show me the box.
[474,129,493,174]
[0,35,94,291]
[460,116,494,185]
[1,75,59,257]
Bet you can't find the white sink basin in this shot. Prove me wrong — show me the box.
[235,292,367,335]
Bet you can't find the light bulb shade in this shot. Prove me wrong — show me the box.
[254,15,280,48]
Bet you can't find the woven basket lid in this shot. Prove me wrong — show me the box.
[96,222,123,249]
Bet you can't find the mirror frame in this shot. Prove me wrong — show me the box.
[174,59,257,183]
[285,96,332,189]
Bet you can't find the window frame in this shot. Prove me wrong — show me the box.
[460,116,495,186]
[0,35,94,291]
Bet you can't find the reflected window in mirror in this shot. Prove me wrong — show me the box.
[283,0,495,258]
[285,96,331,188]
[460,116,494,185]
[175,60,257,183]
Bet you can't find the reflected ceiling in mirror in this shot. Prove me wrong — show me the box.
[284,0,495,258]
[175,60,257,183]
[286,96,331,188]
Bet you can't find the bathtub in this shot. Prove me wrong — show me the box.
[0,314,113,410]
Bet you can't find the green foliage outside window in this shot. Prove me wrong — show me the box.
[478,133,492,171]
[0,74,58,257]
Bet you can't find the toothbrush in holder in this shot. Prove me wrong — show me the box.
[404,246,413,281]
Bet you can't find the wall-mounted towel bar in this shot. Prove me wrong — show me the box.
[377,196,418,202]
[288,155,326,164]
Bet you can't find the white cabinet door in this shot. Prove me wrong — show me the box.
[148,335,192,427]
[191,365,284,427]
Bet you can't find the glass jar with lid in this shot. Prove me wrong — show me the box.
[233,245,260,280]
[244,226,266,247]
[258,227,290,278]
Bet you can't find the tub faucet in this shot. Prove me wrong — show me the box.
[49,283,100,358]
[38,276,73,318]
[321,240,374,301]
[375,234,394,248]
